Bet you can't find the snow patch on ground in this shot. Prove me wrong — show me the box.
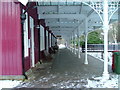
[14,70,118,88]
[18,82,35,88]
[88,52,113,66]
[0,80,22,89]
[50,79,87,88]
[49,75,118,88]
[38,74,57,83]
[85,75,118,88]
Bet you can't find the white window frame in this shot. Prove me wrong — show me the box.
[46,30,48,51]
[23,12,29,57]
[30,16,35,67]
[49,33,51,47]
[40,25,45,51]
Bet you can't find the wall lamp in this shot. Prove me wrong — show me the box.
[21,2,31,24]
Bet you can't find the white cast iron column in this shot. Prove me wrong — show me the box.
[66,40,68,49]
[102,0,109,79]
[70,36,72,52]
[70,35,73,52]
[84,18,88,64]
[74,33,77,55]
[72,33,74,52]
[69,37,71,50]
[78,27,81,58]
[68,38,70,50]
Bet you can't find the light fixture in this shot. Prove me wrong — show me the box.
[21,2,31,24]
[21,13,26,24]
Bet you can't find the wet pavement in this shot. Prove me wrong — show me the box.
[16,48,116,89]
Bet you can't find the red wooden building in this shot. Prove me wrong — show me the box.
[0,1,57,79]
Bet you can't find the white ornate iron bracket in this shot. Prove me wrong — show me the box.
[83,0,119,23]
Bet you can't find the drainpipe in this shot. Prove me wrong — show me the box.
[84,18,88,64]
[102,0,109,79]
[20,2,33,80]
[21,9,28,79]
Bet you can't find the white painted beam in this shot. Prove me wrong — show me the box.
[50,27,76,30]
[47,23,79,27]
[39,14,86,19]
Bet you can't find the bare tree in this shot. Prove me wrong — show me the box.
[117,22,120,42]
[109,22,118,44]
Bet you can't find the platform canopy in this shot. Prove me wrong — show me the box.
[36,0,119,39]
[24,0,119,79]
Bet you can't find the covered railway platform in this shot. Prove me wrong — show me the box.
[0,0,119,87]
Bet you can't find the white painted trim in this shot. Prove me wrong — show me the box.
[46,30,49,52]
[40,25,45,51]
[24,12,29,57]
[30,17,35,67]
[49,33,51,47]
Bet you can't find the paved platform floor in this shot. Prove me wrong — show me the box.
[50,48,104,78]
[16,48,117,89]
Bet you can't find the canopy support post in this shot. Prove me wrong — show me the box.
[102,0,109,80]
[78,26,81,58]
[74,33,77,55]
[84,18,88,65]
[72,32,74,53]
